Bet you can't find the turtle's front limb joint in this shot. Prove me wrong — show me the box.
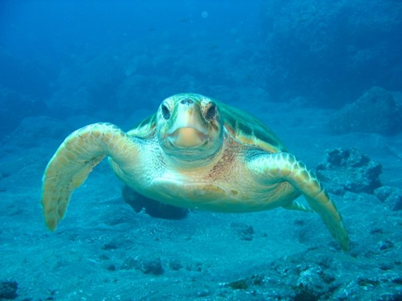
[248,152,350,251]
[41,123,138,231]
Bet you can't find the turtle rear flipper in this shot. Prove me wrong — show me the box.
[248,152,350,251]
[41,123,138,231]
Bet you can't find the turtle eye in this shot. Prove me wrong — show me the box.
[161,104,171,120]
[205,103,217,121]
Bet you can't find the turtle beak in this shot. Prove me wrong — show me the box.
[167,99,208,148]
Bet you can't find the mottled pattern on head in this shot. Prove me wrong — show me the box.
[130,93,224,161]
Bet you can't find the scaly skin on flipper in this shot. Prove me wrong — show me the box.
[41,123,138,231]
[248,152,350,251]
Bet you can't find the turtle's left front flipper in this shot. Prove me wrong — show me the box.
[41,123,138,231]
[248,152,350,251]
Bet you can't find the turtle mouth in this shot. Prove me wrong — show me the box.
[168,127,208,148]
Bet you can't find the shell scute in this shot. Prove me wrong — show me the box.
[219,102,287,153]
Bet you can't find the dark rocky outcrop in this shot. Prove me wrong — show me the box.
[328,87,402,135]
[316,148,382,195]
[0,280,18,300]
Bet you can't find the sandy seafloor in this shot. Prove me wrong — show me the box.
[1,100,402,300]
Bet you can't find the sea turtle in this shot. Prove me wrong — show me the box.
[41,93,350,251]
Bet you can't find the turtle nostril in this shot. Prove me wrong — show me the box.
[180,98,194,105]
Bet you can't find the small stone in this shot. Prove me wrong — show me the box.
[186,262,203,272]
[102,242,118,250]
[374,186,402,211]
[141,258,163,275]
[392,278,402,285]
[121,257,140,270]
[384,194,402,211]
[378,240,394,251]
[321,272,336,284]
[227,279,249,290]
[197,289,210,297]
[379,263,393,271]
[374,186,394,202]
[168,260,183,271]
[230,222,254,241]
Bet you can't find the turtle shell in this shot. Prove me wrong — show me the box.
[218,102,288,153]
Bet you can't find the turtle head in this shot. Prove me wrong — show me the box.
[157,93,224,161]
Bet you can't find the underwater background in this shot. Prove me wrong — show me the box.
[1,0,402,300]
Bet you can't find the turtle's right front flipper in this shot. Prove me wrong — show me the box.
[41,123,138,231]
[248,152,350,251]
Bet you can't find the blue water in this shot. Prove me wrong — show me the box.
[2,0,400,132]
[1,1,402,300]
